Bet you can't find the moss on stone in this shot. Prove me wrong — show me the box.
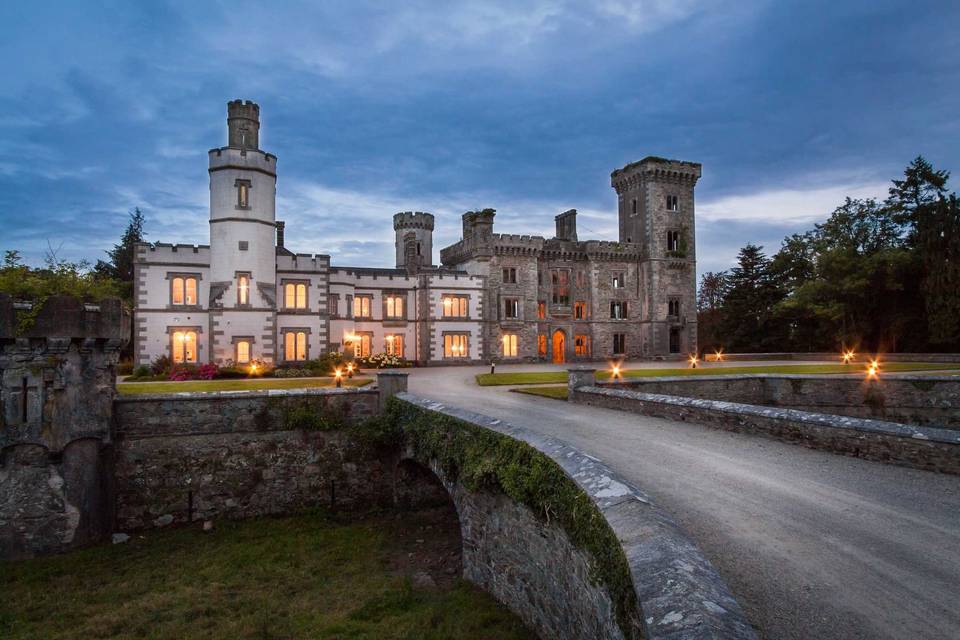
[384,397,641,638]
[908,379,937,392]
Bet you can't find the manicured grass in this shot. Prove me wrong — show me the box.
[476,362,960,386]
[511,386,569,400]
[117,377,373,396]
[0,511,534,640]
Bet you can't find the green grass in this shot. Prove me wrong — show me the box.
[511,386,569,400]
[0,511,534,640]
[476,362,960,386]
[117,377,373,396]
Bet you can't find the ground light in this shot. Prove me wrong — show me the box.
[346,362,354,378]
[842,349,855,364]
[714,348,724,362]
[249,363,258,375]
[610,362,623,382]
[689,354,698,369]
[335,368,343,388]
[866,359,880,379]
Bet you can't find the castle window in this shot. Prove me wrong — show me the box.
[352,333,372,358]
[610,301,628,319]
[551,270,570,305]
[328,294,339,318]
[613,333,626,355]
[502,267,517,284]
[171,329,198,363]
[668,298,681,318]
[238,241,249,251]
[667,230,681,252]
[574,301,588,319]
[170,276,198,306]
[235,339,251,364]
[666,195,679,211]
[441,295,468,318]
[237,273,250,305]
[632,198,638,215]
[283,281,308,309]
[612,272,625,289]
[385,334,404,357]
[501,333,518,357]
[283,330,308,361]
[537,301,546,319]
[576,271,586,288]
[235,179,251,209]
[503,298,519,319]
[575,335,591,356]
[538,334,547,356]
[443,333,469,359]
[385,294,404,319]
[353,295,372,319]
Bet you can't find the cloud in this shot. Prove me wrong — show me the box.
[698,180,890,224]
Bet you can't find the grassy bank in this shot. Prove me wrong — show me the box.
[117,377,372,396]
[477,362,960,386]
[511,386,569,400]
[0,511,533,640]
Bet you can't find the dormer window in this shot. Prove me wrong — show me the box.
[666,195,679,211]
[236,179,251,209]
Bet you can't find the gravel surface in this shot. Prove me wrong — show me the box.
[406,363,960,640]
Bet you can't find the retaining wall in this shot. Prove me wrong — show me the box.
[571,384,960,475]
[705,352,960,363]
[602,374,960,429]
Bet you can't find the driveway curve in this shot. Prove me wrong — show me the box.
[405,364,960,640]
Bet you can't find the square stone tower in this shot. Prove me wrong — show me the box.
[612,157,701,356]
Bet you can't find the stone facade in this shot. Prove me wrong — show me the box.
[0,295,128,559]
[602,374,960,429]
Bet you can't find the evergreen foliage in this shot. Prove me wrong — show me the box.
[95,207,146,302]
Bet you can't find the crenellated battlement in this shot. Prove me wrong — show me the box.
[136,242,210,265]
[226,99,261,151]
[611,156,702,193]
[208,146,277,176]
[393,211,435,231]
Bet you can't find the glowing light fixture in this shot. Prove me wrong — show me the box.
[714,349,724,362]
[335,368,343,388]
[689,354,698,369]
[866,359,880,379]
[842,349,855,364]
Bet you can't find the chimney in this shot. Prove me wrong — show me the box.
[276,220,285,249]
[555,209,577,241]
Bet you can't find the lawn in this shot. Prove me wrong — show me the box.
[0,511,534,640]
[117,377,372,396]
[476,362,960,386]
[511,386,568,400]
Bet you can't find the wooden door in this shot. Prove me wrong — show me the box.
[552,330,565,364]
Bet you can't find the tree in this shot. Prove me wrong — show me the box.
[887,155,949,240]
[95,207,146,301]
[719,244,784,351]
[917,194,960,346]
[696,271,729,353]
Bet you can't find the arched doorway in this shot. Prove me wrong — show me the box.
[552,330,566,364]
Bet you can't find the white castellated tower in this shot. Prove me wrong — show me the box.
[207,99,279,361]
[393,212,435,269]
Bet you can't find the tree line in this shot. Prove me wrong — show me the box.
[698,157,960,354]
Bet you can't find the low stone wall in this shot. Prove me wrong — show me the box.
[112,387,389,530]
[395,394,757,640]
[601,374,960,429]
[571,384,960,475]
[705,352,960,363]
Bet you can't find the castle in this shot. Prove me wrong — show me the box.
[134,100,700,366]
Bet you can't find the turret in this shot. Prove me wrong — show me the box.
[461,208,496,242]
[554,209,578,241]
[227,99,260,150]
[393,211,434,269]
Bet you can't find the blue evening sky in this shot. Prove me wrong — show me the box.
[1,1,957,278]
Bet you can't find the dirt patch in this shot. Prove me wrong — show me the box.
[382,506,463,589]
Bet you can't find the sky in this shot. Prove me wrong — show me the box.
[1,0,957,279]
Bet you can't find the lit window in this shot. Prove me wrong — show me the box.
[538,334,547,356]
[666,195,678,211]
[385,295,404,319]
[537,301,546,319]
[667,231,681,252]
[441,296,468,318]
[613,333,626,355]
[612,273,625,289]
[610,301,627,319]
[444,334,468,358]
[171,330,198,363]
[574,301,588,319]
[236,180,250,208]
[385,334,404,357]
[575,335,590,356]
[502,267,517,284]
[352,334,371,358]
[353,296,372,318]
[284,331,308,361]
[284,283,307,309]
[237,274,250,305]
[503,298,519,319]
[551,270,569,305]
[501,333,518,357]
[171,276,198,306]
[236,340,251,364]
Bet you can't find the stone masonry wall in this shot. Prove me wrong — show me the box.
[605,375,960,429]
[113,388,390,530]
[572,385,960,475]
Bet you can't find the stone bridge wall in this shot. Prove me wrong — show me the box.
[602,374,960,429]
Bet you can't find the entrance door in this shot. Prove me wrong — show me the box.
[552,330,566,364]
[669,327,681,354]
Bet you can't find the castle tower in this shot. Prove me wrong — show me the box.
[208,99,278,360]
[393,212,434,269]
[611,157,701,356]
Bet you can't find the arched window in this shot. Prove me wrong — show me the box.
[283,282,308,309]
[284,331,308,361]
[237,274,250,305]
[236,340,251,364]
[171,330,198,363]
[171,277,198,306]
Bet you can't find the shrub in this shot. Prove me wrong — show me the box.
[168,363,218,381]
[358,353,411,369]
[151,355,172,376]
[131,365,152,379]
[216,365,249,379]
[117,360,134,376]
